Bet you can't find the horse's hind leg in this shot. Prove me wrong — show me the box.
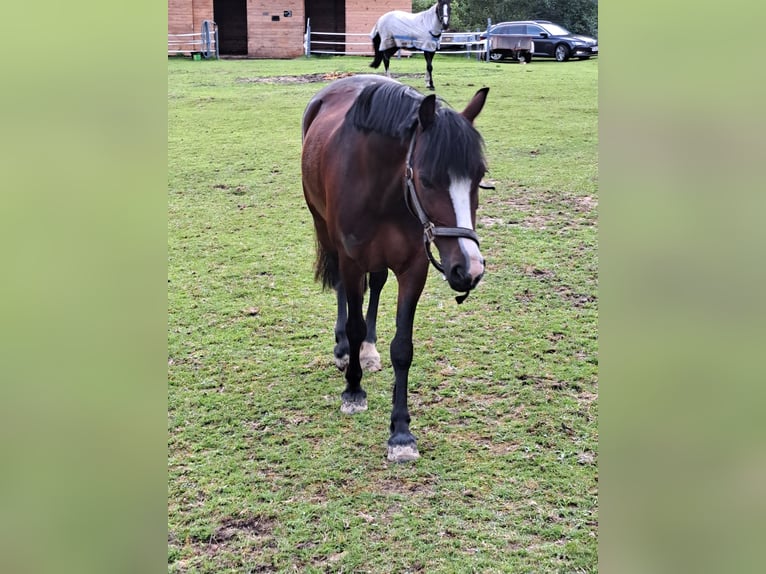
[383,53,391,78]
[360,269,388,372]
[424,51,435,90]
[370,33,383,69]
[339,264,368,414]
[333,283,350,371]
[381,47,398,78]
[306,205,350,371]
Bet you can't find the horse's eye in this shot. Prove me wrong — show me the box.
[419,176,432,189]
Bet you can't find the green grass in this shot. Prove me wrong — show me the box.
[168,55,598,572]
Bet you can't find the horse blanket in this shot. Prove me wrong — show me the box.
[371,7,442,52]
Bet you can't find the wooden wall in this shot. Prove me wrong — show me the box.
[345,0,409,54]
[248,1,305,58]
[168,0,214,53]
[168,0,411,58]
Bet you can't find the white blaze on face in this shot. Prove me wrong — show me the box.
[449,175,484,282]
[442,5,449,27]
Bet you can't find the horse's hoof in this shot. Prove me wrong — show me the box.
[341,398,367,414]
[387,443,420,462]
[387,433,419,462]
[340,391,367,414]
[334,354,349,371]
[360,341,381,372]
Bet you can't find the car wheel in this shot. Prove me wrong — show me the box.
[489,51,504,61]
[555,44,570,62]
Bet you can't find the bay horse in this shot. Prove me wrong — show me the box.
[370,0,452,90]
[301,75,489,462]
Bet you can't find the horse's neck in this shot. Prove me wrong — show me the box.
[422,4,442,34]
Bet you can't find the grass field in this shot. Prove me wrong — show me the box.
[168,54,598,572]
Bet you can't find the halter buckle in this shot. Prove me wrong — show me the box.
[423,222,436,242]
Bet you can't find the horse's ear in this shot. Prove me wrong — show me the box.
[461,87,489,124]
[418,94,437,130]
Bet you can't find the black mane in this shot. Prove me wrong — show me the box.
[416,106,486,182]
[348,80,486,181]
[348,81,423,141]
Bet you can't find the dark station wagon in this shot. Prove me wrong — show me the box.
[482,20,598,62]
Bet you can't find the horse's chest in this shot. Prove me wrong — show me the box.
[338,220,419,272]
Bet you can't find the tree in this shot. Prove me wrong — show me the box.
[413,0,598,38]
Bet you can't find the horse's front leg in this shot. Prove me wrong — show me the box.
[361,269,388,372]
[424,51,435,90]
[339,265,368,414]
[387,266,428,462]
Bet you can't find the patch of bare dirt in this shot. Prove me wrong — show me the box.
[237,71,356,84]
[375,476,437,496]
[523,265,555,280]
[481,189,597,231]
[554,285,598,308]
[516,373,579,391]
[211,515,275,543]
[170,514,279,572]
[236,72,426,85]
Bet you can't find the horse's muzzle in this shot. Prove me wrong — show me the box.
[447,256,485,293]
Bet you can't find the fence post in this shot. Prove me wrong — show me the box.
[475,29,481,61]
[199,20,219,59]
[305,18,311,57]
[485,18,492,62]
[201,20,210,59]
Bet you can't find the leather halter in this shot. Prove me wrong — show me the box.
[403,129,481,303]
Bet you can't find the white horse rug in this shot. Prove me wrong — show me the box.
[371,7,442,52]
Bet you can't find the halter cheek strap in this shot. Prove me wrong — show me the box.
[430,3,449,39]
[404,131,481,304]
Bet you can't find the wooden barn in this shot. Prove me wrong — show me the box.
[168,0,410,58]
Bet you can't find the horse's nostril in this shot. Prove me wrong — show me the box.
[450,265,466,282]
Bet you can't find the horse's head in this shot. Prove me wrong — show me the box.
[409,87,489,297]
[437,0,451,29]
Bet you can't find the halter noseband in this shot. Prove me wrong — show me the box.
[404,130,481,303]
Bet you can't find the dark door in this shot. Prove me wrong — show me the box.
[306,0,345,54]
[214,0,248,55]
[526,24,553,57]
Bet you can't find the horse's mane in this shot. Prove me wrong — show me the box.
[417,106,487,182]
[348,81,423,141]
[348,81,486,180]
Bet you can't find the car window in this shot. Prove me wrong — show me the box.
[526,25,545,36]
[494,26,510,35]
[541,23,570,36]
[507,25,524,35]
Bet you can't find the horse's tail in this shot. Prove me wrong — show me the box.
[314,241,340,291]
[370,31,383,69]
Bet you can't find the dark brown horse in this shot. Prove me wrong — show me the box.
[301,75,488,462]
[370,0,452,90]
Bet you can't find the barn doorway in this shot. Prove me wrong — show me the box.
[214,0,248,55]
[306,0,346,54]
